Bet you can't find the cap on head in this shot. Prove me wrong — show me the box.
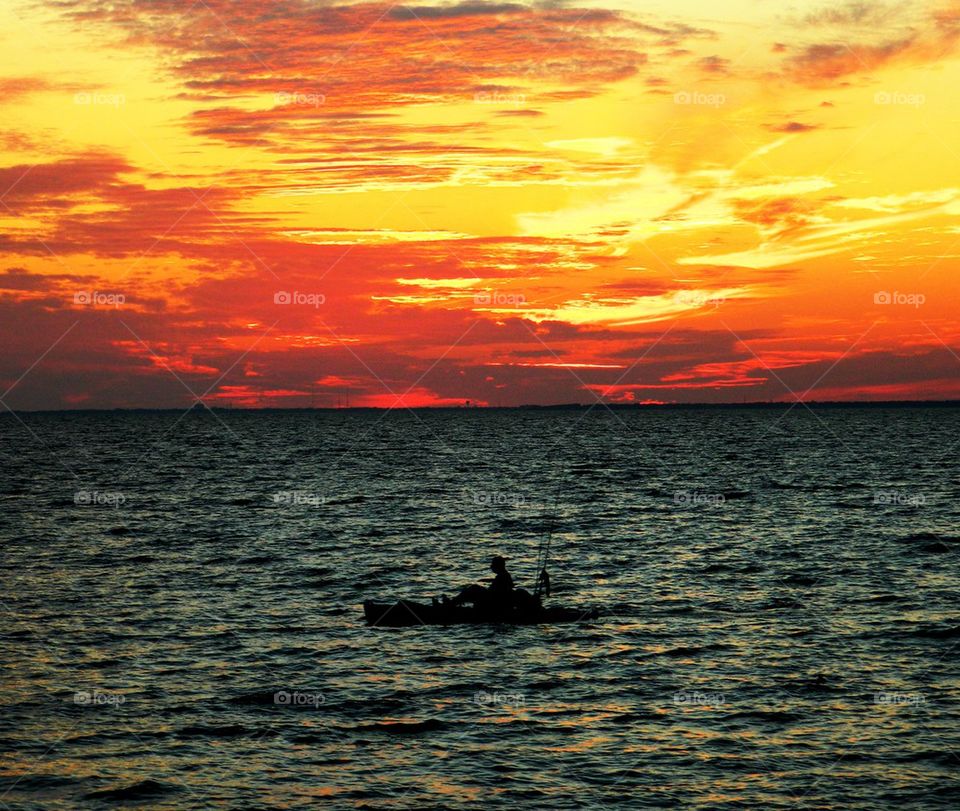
[491,555,507,571]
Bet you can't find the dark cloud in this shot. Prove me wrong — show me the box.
[767,121,819,133]
[801,1,901,28]
[388,3,526,20]
[779,4,960,85]
[0,268,94,291]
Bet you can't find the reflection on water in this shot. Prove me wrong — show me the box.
[1,407,959,808]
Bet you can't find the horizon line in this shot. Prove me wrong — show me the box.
[4,398,960,415]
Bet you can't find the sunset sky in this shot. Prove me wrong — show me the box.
[2,0,960,408]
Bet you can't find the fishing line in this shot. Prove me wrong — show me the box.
[535,465,564,598]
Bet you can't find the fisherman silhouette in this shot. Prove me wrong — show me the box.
[449,555,514,609]
[365,553,596,627]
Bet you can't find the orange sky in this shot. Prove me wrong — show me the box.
[2,0,960,408]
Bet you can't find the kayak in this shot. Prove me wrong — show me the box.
[363,598,600,627]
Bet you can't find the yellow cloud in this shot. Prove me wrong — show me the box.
[544,137,634,156]
[515,287,755,326]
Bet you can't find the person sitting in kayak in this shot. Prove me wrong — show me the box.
[449,555,514,609]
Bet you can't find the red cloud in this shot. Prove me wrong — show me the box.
[781,3,960,85]
[0,155,261,257]
[48,1,709,155]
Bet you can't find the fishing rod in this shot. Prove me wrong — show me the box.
[534,468,564,599]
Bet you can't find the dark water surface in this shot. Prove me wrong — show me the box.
[2,407,959,808]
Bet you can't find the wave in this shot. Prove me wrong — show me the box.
[529,678,566,690]
[760,597,807,610]
[723,709,802,724]
[302,566,334,578]
[896,750,960,767]
[907,625,960,640]
[834,500,868,509]
[607,710,658,724]
[894,532,958,554]
[702,563,734,573]
[781,573,819,586]
[645,643,731,658]
[239,554,273,564]
[766,479,807,490]
[177,723,272,739]
[0,774,80,790]
[85,779,172,801]
[356,719,446,734]
[856,593,903,604]
[918,541,952,553]
[898,532,959,543]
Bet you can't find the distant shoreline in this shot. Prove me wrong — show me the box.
[4,399,960,415]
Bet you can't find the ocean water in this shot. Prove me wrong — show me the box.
[1,406,959,809]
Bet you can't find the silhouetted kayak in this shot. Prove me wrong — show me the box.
[363,599,600,627]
